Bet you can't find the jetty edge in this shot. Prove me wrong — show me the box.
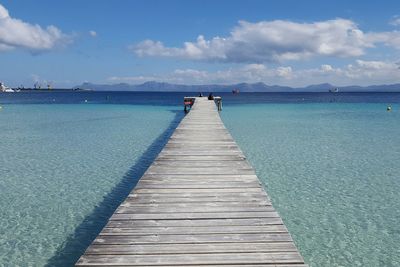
[76,96,308,266]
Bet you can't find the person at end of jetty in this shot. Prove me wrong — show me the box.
[208,93,214,100]
[198,92,203,97]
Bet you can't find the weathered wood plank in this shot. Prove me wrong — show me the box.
[110,211,280,220]
[141,174,259,179]
[153,156,248,161]
[94,233,294,244]
[78,264,307,267]
[106,218,285,228]
[76,264,308,267]
[137,177,260,183]
[156,155,246,161]
[125,195,271,204]
[101,225,288,235]
[144,171,255,176]
[166,141,237,145]
[137,178,260,185]
[76,252,303,265]
[135,182,261,189]
[134,188,264,194]
[128,192,268,198]
[119,202,271,209]
[84,242,298,255]
[115,205,275,214]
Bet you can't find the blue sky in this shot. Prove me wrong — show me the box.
[1,0,400,87]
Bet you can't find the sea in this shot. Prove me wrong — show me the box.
[0,91,399,267]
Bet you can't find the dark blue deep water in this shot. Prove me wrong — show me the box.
[1,91,400,105]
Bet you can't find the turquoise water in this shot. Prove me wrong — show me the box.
[222,103,400,267]
[0,104,181,266]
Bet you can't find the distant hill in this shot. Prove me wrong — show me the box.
[74,81,400,92]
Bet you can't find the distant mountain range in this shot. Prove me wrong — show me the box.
[74,81,400,92]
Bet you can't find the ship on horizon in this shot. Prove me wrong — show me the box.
[0,82,15,92]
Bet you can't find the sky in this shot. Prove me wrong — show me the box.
[1,0,400,88]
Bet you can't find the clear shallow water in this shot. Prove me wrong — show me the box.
[222,103,400,267]
[0,104,182,266]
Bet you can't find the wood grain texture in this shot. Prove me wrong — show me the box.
[76,97,307,266]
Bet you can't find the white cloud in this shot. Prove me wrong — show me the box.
[0,4,10,19]
[276,66,293,78]
[365,31,400,49]
[344,60,400,80]
[321,64,333,72]
[390,16,400,26]
[108,60,400,87]
[108,75,158,83]
[0,4,71,52]
[89,30,97,37]
[131,18,400,63]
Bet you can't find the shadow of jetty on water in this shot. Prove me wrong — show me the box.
[45,109,184,267]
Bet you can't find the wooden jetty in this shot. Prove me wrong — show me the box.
[76,97,307,266]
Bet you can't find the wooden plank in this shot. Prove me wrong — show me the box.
[115,205,275,214]
[135,182,261,189]
[137,178,260,184]
[101,225,287,235]
[77,264,308,267]
[156,155,246,161]
[84,242,298,255]
[139,175,256,180]
[165,142,238,146]
[134,188,264,193]
[76,252,303,265]
[106,218,285,228]
[78,264,307,267]
[119,202,271,209]
[159,150,244,154]
[141,174,258,178]
[125,195,271,204]
[146,165,253,171]
[152,159,249,165]
[128,192,268,198]
[94,233,293,244]
[137,176,259,182]
[75,97,307,267]
[145,169,255,175]
[110,211,280,220]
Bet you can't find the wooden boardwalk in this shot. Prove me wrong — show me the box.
[76,97,307,266]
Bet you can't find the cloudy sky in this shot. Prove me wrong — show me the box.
[1,0,400,87]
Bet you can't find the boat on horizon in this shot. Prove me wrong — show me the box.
[329,87,339,93]
[0,82,15,92]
